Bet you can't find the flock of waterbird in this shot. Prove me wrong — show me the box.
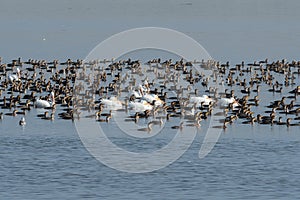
[0,56,299,133]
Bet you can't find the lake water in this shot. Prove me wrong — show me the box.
[1,0,300,199]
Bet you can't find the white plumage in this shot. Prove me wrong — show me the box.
[189,95,213,106]
[141,94,164,106]
[8,74,19,82]
[219,97,235,107]
[100,97,123,110]
[35,99,51,108]
[35,91,56,108]
[128,100,153,112]
[19,117,26,126]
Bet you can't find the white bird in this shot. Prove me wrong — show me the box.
[8,74,19,82]
[130,90,142,98]
[35,99,51,108]
[19,117,26,126]
[35,91,56,108]
[182,107,195,116]
[138,84,148,95]
[190,95,213,106]
[141,94,164,106]
[100,96,123,110]
[8,68,21,82]
[219,97,236,107]
[128,100,153,112]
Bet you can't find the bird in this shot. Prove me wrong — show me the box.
[185,119,201,128]
[41,113,55,120]
[128,100,153,112]
[242,117,256,125]
[189,95,213,106]
[37,111,49,118]
[151,118,164,126]
[19,117,26,126]
[171,122,184,130]
[34,91,55,108]
[212,121,229,129]
[137,121,154,133]
[141,93,164,106]
[100,96,123,110]
[5,109,18,116]
[286,118,300,127]
[8,68,21,82]
[219,97,236,107]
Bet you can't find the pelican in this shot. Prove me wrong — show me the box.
[219,97,236,107]
[8,67,21,82]
[128,100,153,112]
[130,90,143,99]
[35,91,55,108]
[141,94,164,106]
[100,96,122,110]
[189,95,213,106]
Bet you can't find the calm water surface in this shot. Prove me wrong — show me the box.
[1,0,300,199]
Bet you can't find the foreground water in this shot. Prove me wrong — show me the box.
[1,121,300,199]
[1,0,300,199]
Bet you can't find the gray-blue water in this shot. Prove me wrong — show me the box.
[1,0,300,199]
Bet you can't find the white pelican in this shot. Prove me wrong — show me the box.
[100,96,122,110]
[130,90,142,98]
[219,97,236,107]
[8,67,21,82]
[138,84,148,95]
[190,95,213,106]
[128,100,153,112]
[35,91,55,108]
[141,94,164,106]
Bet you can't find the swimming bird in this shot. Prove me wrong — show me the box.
[257,114,275,125]
[37,111,49,118]
[185,119,201,128]
[242,117,256,125]
[151,118,164,126]
[171,122,184,130]
[141,93,164,106]
[137,121,154,133]
[5,109,18,116]
[19,117,26,126]
[212,121,229,129]
[41,113,55,120]
[8,67,21,82]
[286,118,300,127]
[100,96,123,110]
[189,95,213,106]
[128,100,153,112]
[219,97,237,107]
[34,91,55,108]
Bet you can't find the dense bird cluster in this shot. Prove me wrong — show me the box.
[0,56,299,132]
